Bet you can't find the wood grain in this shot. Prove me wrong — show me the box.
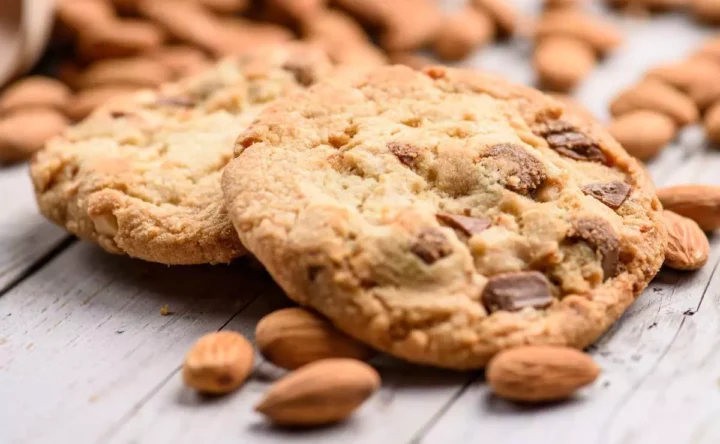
[0,164,68,292]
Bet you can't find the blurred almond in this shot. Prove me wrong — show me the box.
[608,110,676,160]
[610,80,698,126]
[657,185,720,231]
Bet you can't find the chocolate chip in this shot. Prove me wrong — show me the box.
[534,120,607,164]
[410,228,452,264]
[388,142,420,167]
[582,181,631,209]
[437,213,491,237]
[481,271,553,312]
[480,143,547,194]
[568,217,620,279]
[282,60,315,86]
[155,96,195,107]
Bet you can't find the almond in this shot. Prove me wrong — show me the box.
[75,57,172,89]
[432,7,496,61]
[0,77,72,115]
[487,345,600,403]
[663,210,709,270]
[645,58,720,93]
[657,185,720,231]
[0,109,68,164]
[608,110,676,161]
[534,9,623,55]
[610,79,698,126]
[704,101,720,145]
[256,308,374,370]
[255,359,380,426]
[691,0,720,24]
[534,36,596,92]
[182,331,254,394]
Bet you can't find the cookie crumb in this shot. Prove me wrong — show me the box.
[160,304,173,316]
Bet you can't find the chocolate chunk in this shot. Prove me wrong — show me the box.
[568,217,620,279]
[388,142,420,167]
[481,271,553,312]
[437,213,491,236]
[155,96,195,107]
[582,181,631,209]
[534,120,607,164]
[480,143,547,194]
[410,228,452,264]
[282,60,315,86]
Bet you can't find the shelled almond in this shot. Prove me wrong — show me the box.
[608,110,677,161]
[657,185,720,231]
[532,8,622,92]
[256,308,374,370]
[487,345,601,403]
[610,80,698,126]
[432,6,496,61]
[663,210,710,270]
[255,359,380,426]
[182,331,255,395]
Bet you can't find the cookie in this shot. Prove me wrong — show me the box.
[31,44,333,265]
[222,65,666,369]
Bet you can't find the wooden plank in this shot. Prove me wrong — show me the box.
[0,164,68,292]
[0,242,273,444]
[104,290,473,444]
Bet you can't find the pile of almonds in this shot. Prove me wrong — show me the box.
[533,3,623,92]
[182,307,602,426]
[607,0,720,24]
[0,0,526,165]
[608,34,720,161]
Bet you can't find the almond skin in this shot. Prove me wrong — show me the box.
[657,185,720,231]
[608,110,676,161]
[663,210,709,270]
[534,36,596,92]
[704,101,720,145]
[182,331,254,394]
[487,345,600,403]
[610,80,699,126]
[256,308,374,370]
[255,358,380,426]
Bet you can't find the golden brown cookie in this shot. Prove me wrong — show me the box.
[31,44,333,264]
[222,65,666,369]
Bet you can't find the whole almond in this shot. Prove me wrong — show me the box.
[646,58,720,93]
[610,80,698,126]
[534,36,596,92]
[694,36,720,64]
[657,185,720,231]
[57,0,115,34]
[487,345,600,403]
[303,10,387,66]
[432,7,496,61]
[255,359,380,426]
[0,109,68,164]
[256,308,374,370]
[76,57,172,89]
[663,210,709,270]
[534,9,623,55]
[182,331,254,394]
[608,110,676,160]
[77,19,166,60]
[704,101,720,145]
[0,76,72,115]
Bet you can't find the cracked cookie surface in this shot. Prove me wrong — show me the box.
[222,65,666,369]
[31,44,333,264]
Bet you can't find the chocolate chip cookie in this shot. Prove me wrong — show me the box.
[222,65,666,369]
[31,43,333,264]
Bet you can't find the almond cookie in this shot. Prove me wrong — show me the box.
[222,65,666,369]
[31,44,333,265]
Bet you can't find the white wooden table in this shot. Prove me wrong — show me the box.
[2,3,720,443]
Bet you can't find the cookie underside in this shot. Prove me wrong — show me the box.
[223,65,666,369]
